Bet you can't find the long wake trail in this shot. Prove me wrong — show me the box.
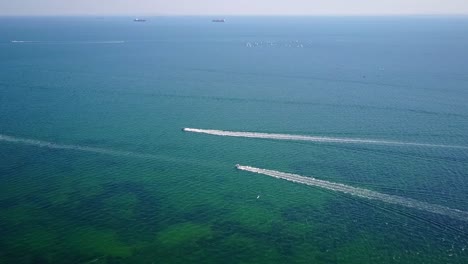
[0,134,165,161]
[236,165,468,222]
[184,128,468,149]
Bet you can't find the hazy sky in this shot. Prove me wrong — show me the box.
[1,0,468,16]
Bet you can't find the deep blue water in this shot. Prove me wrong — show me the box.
[1,16,468,263]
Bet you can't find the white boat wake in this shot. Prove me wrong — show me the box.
[236,165,468,222]
[184,128,468,149]
[11,40,39,43]
[0,134,225,169]
[0,134,159,160]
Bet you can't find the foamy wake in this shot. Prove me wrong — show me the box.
[0,134,158,160]
[184,128,467,149]
[236,165,468,222]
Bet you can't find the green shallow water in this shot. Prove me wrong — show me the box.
[1,16,468,263]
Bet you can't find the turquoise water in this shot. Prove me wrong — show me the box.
[1,16,468,263]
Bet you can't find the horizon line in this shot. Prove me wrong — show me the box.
[1,13,468,17]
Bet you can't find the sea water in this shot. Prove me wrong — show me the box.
[1,16,468,263]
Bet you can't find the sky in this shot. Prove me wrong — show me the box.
[1,0,468,16]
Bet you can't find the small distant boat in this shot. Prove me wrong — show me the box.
[133,18,146,22]
[212,19,225,23]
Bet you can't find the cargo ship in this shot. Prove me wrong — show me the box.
[212,19,225,23]
[133,18,146,22]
